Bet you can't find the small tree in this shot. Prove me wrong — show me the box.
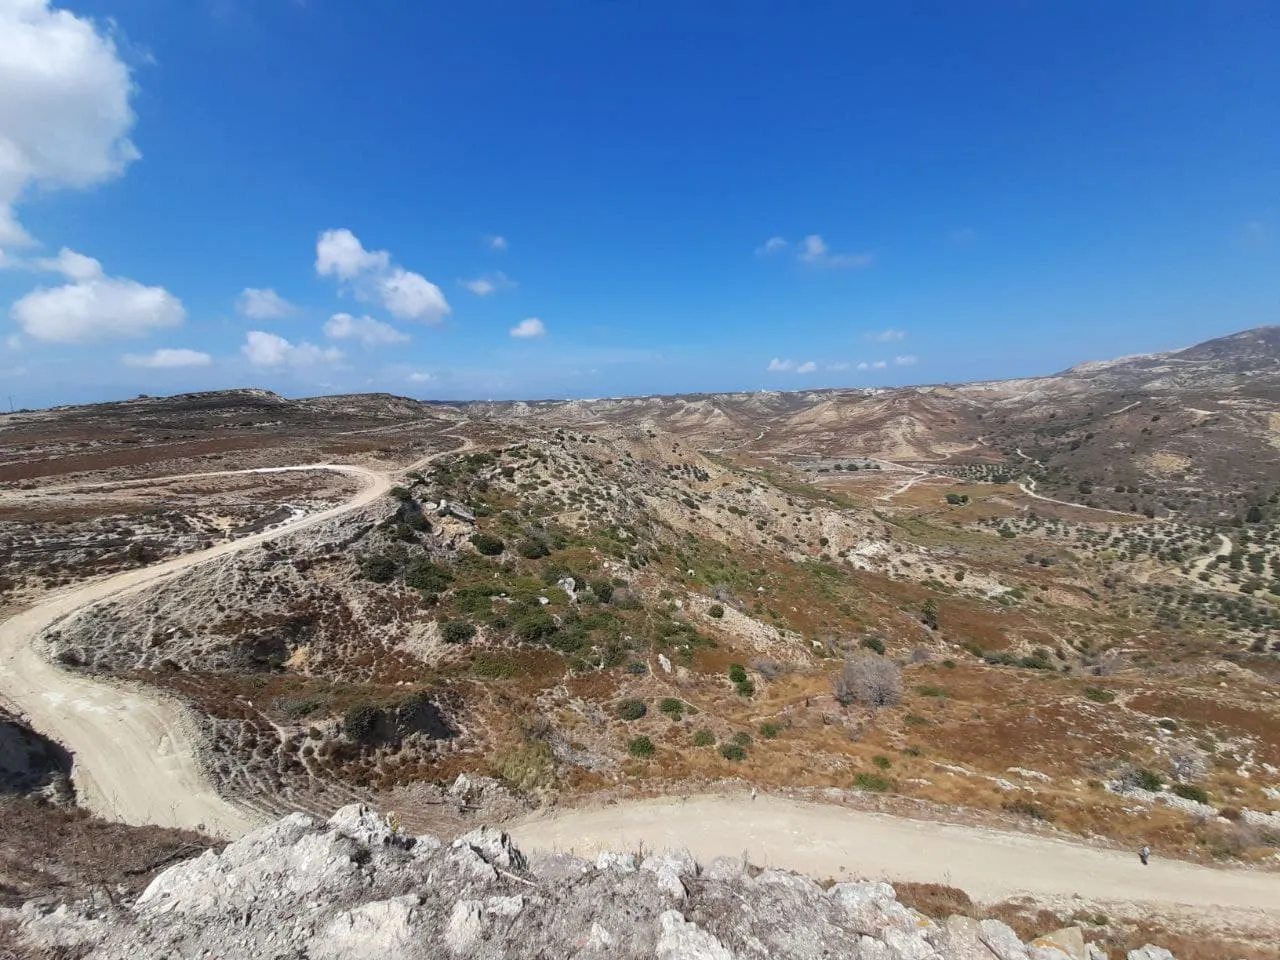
[440,619,476,644]
[921,598,939,631]
[833,654,903,709]
[470,532,505,556]
[708,603,725,619]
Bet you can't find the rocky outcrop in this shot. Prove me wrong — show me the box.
[8,805,1176,960]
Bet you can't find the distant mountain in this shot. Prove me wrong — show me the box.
[1055,325,1280,393]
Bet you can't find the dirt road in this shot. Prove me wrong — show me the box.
[0,464,390,838]
[511,794,1280,918]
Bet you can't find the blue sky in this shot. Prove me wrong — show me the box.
[1,1,1277,407]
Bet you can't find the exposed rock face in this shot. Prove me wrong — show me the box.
[8,805,1176,960]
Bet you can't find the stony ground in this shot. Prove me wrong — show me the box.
[5,803,1174,960]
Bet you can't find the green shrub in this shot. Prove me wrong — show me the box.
[470,532,506,556]
[440,619,476,644]
[627,736,655,758]
[860,635,886,656]
[758,721,782,740]
[616,699,647,721]
[591,579,614,603]
[734,678,756,698]
[1170,783,1210,804]
[872,755,892,770]
[916,684,949,699]
[517,538,550,559]
[342,703,381,742]
[659,697,684,719]
[1134,768,1164,792]
[719,744,746,762]
[471,654,517,679]
[693,729,715,747]
[360,555,397,583]
[1082,686,1115,704]
[404,558,453,593]
[708,603,725,619]
[853,773,893,792]
[514,609,557,642]
[941,659,956,669]
[728,663,748,683]
[732,731,752,747]
[1002,799,1054,821]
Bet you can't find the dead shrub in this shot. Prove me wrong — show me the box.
[833,654,902,708]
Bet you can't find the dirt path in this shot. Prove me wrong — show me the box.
[511,794,1280,920]
[0,464,391,838]
[1017,477,1135,518]
[1190,533,1233,576]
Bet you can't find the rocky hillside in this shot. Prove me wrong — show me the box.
[6,804,1174,960]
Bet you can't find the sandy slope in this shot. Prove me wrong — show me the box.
[0,464,389,839]
[512,794,1280,920]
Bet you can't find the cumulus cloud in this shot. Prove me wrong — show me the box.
[315,228,449,323]
[10,251,186,343]
[236,287,296,319]
[123,347,212,368]
[241,330,341,367]
[487,234,508,251]
[462,271,516,296]
[406,371,433,383]
[510,317,546,339]
[797,234,875,269]
[0,0,140,245]
[895,354,918,366]
[867,327,906,342]
[755,236,787,256]
[767,358,817,373]
[323,312,409,346]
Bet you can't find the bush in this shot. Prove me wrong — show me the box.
[440,619,476,644]
[342,703,381,742]
[591,579,614,603]
[853,773,892,792]
[916,684,949,699]
[360,555,397,583]
[404,558,453,593]
[627,736,655,758]
[514,608,557,642]
[732,731,753,747]
[859,635,886,656]
[708,603,725,619]
[1002,799,1054,822]
[693,729,715,747]
[758,721,782,739]
[659,697,684,719]
[1082,686,1115,704]
[517,538,550,559]
[719,744,746,762]
[833,654,903,708]
[872,755,892,770]
[728,663,748,683]
[735,678,756,697]
[1170,783,1210,805]
[470,532,505,556]
[1133,768,1164,792]
[616,699,647,721]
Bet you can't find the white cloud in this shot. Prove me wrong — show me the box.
[462,271,516,296]
[315,228,449,323]
[767,357,817,373]
[0,0,140,245]
[856,361,869,371]
[827,361,850,371]
[34,247,103,282]
[510,317,546,339]
[406,371,433,383]
[487,234,508,251]
[894,354,918,366]
[797,234,875,269]
[872,360,887,369]
[10,254,185,343]
[867,327,906,342]
[755,236,787,256]
[236,287,296,319]
[323,312,409,346]
[123,347,212,368]
[241,330,341,367]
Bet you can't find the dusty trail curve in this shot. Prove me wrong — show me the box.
[0,464,392,838]
[511,794,1280,921]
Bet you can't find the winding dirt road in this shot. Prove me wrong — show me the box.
[511,794,1280,919]
[0,464,390,838]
